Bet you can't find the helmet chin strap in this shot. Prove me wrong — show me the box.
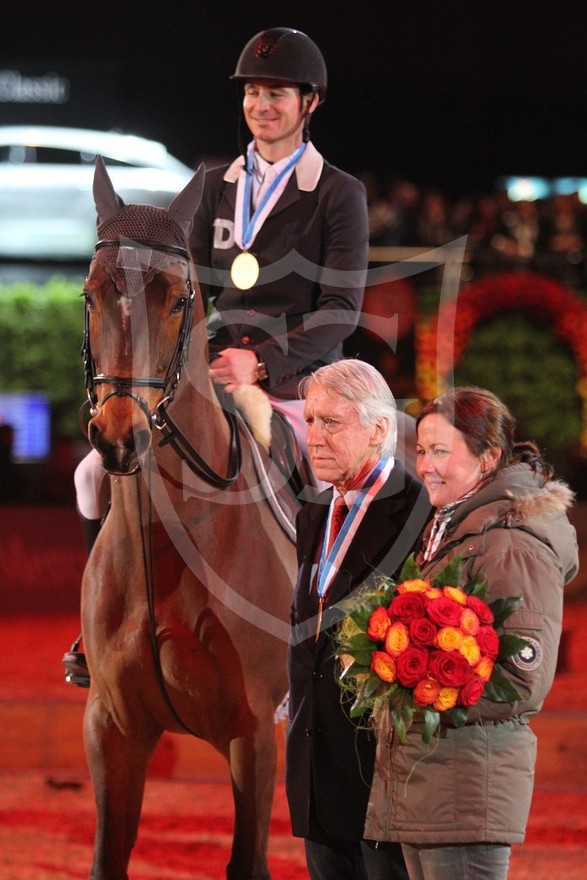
[303,109,314,143]
[302,90,318,142]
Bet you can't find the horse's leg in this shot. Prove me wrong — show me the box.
[226,711,277,880]
[84,697,159,880]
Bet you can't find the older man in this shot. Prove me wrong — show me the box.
[286,359,431,880]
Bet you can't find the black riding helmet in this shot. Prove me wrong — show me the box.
[231,27,327,103]
[232,27,328,151]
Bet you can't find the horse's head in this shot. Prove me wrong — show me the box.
[83,156,205,475]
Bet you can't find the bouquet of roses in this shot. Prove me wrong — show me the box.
[335,553,529,743]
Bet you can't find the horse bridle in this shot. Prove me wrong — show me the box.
[82,237,242,489]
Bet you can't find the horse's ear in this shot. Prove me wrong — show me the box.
[93,155,125,223]
[168,163,206,239]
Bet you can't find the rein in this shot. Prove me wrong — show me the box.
[136,464,200,737]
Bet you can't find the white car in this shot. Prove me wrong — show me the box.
[0,126,196,260]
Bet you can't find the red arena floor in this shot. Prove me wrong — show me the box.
[1,505,586,878]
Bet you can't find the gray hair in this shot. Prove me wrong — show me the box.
[298,359,398,456]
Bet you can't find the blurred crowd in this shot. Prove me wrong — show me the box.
[362,174,587,290]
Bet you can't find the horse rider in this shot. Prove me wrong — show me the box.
[191,26,369,450]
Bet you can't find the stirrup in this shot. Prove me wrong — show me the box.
[62,634,91,688]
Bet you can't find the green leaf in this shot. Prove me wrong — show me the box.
[484,666,522,702]
[398,553,420,580]
[490,595,524,627]
[364,670,388,700]
[338,661,370,681]
[348,607,373,631]
[349,694,370,718]
[389,688,414,745]
[446,706,469,728]
[422,708,441,743]
[344,633,377,654]
[432,555,463,587]
[498,634,531,660]
[464,574,488,599]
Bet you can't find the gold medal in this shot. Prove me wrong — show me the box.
[230,251,260,290]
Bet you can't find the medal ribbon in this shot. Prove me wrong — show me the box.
[316,456,393,601]
[239,142,307,250]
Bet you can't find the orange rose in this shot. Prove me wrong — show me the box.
[367,606,391,642]
[460,635,481,666]
[413,675,441,707]
[435,626,464,652]
[460,607,480,635]
[425,587,443,600]
[443,585,468,605]
[397,578,430,594]
[474,656,495,682]
[371,650,397,683]
[434,686,460,711]
[384,621,410,656]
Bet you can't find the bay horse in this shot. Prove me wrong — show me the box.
[79,157,298,879]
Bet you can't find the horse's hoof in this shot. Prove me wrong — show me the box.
[62,651,91,688]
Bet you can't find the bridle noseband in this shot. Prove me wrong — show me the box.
[82,237,242,489]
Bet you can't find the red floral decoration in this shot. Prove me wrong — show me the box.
[336,554,529,744]
[414,272,587,450]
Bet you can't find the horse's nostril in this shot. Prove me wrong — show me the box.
[131,427,152,457]
[88,422,100,448]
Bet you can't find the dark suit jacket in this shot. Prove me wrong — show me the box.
[285,464,432,842]
[189,143,368,399]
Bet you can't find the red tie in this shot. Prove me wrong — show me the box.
[327,495,348,555]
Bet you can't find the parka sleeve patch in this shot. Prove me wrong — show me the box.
[511,636,543,672]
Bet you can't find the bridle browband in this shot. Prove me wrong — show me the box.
[95,238,191,261]
[82,237,242,489]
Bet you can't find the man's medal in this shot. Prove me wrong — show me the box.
[230,251,260,290]
[231,141,307,290]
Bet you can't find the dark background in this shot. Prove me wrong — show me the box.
[2,0,587,198]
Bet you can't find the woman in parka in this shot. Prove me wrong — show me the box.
[364,386,579,880]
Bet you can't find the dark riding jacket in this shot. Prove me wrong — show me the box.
[189,143,369,399]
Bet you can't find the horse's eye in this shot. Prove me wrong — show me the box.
[83,292,95,310]
[172,297,188,314]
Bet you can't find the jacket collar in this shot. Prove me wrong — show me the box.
[223,141,324,191]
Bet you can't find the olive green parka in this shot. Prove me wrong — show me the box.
[364,463,579,846]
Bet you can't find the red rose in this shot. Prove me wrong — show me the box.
[426,596,463,627]
[466,594,494,624]
[395,646,429,688]
[429,649,470,687]
[389,591,427,622]
[409,616,437,647]
[476,625,500,659]
[367,606,391,642]
[459,674,486,707]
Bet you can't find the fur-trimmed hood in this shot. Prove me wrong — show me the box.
[507,478,575,520]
